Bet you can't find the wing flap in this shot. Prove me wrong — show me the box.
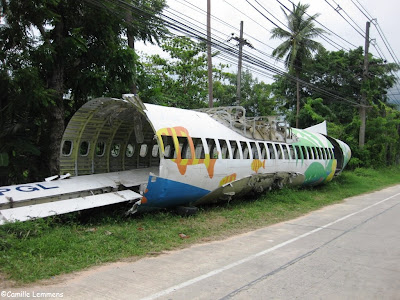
[0,190,141,224]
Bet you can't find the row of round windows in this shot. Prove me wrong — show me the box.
[61,140,159,158]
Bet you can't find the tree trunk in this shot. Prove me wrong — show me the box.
[296,69,300,128]
[47,90,65,176]
[126,12,137,94]
[45,21,65,176]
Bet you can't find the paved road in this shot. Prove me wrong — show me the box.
[4,185,400,299]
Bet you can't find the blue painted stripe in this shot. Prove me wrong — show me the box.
[143,176,210,208]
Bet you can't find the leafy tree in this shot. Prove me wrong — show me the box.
[212,72,236,107]
[270,2,325,128]
[0,0,167,184]
[0,54,48,184]
[273,47,398,124]
[305,48,397,121]
[214,70,276,117]
[297,97,335,128]
[364,103,400,167]
[139,36,210,108]
[273,46,399,167]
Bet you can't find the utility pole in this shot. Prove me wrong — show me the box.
[237,21,244,105]
[229,21,253,105]
[207,0,213,108]
[359,21,370,149]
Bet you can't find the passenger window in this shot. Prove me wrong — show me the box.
[312,147,318,160]
[152,145,159,157]
[321,148,327,159]
[295,145,302,159]
[289,145,296,159]
[193,138,205,159]
[219,139,230,159]
[161,135,176,159]
[315,147,319,159]
[275,144,283,159]
[268,143,276,159]
[207,138,218,158]
[126,143,135,158]
[178,137,192,159]
[250,142,259,159]
[230,140,240,159]
[318,148,323,159]
[79,141,90,156]
[330,148,334,159]
[62,140,73,156]
[240,142,250,159]
[96,141,106,156]
[282,145,289,160]
[301,146,307,159]
[111,143,120,157]
[259,143,267,159]
[139,144,148,157]
[307,147,313,159]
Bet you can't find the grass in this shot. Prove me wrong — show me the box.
[1,167,400,284]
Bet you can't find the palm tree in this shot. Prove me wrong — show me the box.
[271,2,325,128]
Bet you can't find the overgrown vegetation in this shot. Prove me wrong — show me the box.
[1,167,400,284]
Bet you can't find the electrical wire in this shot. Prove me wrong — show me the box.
[275,0,348,51]
[330,0,365,35]
[283,0,356,50]
[84,0,387,108]
[323,0,365,39]
[180,0,370,82]
[170,1,365,106]
[246,0,368,82]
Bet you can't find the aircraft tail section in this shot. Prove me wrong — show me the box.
[323,135,352,174]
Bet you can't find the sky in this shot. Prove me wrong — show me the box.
[136,0,400,105]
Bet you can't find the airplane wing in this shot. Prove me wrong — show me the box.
[0,170,144,224]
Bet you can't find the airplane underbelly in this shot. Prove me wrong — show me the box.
[142,175,210,208]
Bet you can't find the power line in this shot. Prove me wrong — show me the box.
[164,2,288,74]
[223,0,273,35]
[247,0,369,84]
[244,0,282,29]
[172,1,363,106]
[345,0,399,65]
[373,22,400,65]
[331,0,365,34]
[323,0,365,39]
[252,0,291,31]
[84,0,378,108]
[348,0,373,20]
[276,0,350,52]
[283,0,356,50]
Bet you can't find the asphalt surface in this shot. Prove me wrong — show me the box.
[3,184,400,300]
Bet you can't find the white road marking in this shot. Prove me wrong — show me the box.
[140,192,400,300]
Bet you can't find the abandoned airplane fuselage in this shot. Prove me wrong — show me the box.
[0,95,351,224]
